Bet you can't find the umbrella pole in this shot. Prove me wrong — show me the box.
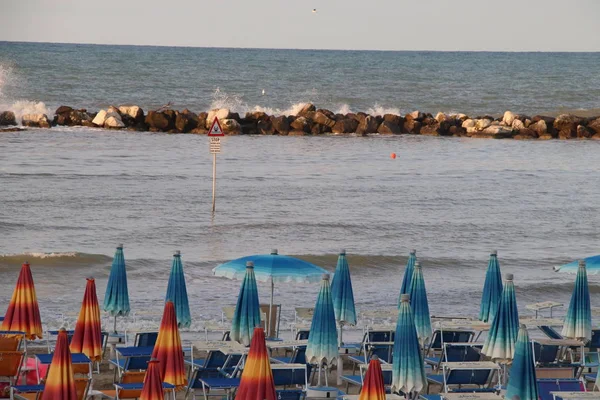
[318,363,322,386]
[113,316,117,333]
[337,322,343,385]
[268,276,274,338]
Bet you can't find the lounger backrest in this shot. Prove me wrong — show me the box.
[367,330,394,343]
[290,346,307,364]
[539,326,563,340]
[295,330,310,340]
[134,332,158,347]
[203,350,229,370]
[272,367,307,387]
[533,343,560,364]
[589,330,600,350]
[222,331,231,341]
[430,330,474,351]
[537,378,584,400]
[72,361,92,376]
[368,344,393,363]
[75,378,90,400]
[0,332,24,351]
[124,355,151,371]
[0,351,24,377]
[444,344,482,363]
[446,368,492,387]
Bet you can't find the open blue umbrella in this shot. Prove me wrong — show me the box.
[561,260,591,341]
[392,294,427,397]
[214,249,328,336]
[306,274,338,386]
[331,250,356,342]
[555,254,600,273]
[103,244,130,332]
[399,249,417,300]
[165,251,191,329]
[408,262,431,345]
[506,324,538,400]
[479,250,503,323]
[482,273,519,386]
[231,262,262,346]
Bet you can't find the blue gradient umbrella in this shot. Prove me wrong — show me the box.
[408,262,431,345]
[103,244,130,332]
[231,262,262,346]
[479,250,503,323]
[399,249,417,300]
[506,324,539,400]
[331,250,357,334]
[555,254,600,273]
[561,260,591,341]
[306,274,338,386]
[392,294,427,396]
[165,251,191,329]
[214,249,328,336]
[482,273,519,362]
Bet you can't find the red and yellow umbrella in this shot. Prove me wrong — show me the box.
[151,301,187,389]
[359,355,386,400]
[42,329,78,400]
[236,327,277,400]
[70,278,103,361]
[2,262,43,339]
[140,359,164,400]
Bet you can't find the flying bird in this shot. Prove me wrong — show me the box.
[312,8,317,13]
[262,89,266,96]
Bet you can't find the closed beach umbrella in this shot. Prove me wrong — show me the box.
[408,262,431,345]
[103,244,130,333]
[561,260,591,342]
[165,250,191,329]
[214,249,328,337]
[236,327,277,400]
[2,261,43,339]
[331,250,357,340]
[151,301,187,389]
[41,329,78,400]
[359,355,386,400]
[392,294,427,396]
[479,250,503,323]
[399,249,417,298]
[70,277,103,362]
[505,324,539,400]
[555,254,600,273]
[231,261,262,346]
[482,273,519,361]
[140,359,164,400]
[306,274,338,386]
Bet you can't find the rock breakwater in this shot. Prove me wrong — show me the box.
[2,104,600,140]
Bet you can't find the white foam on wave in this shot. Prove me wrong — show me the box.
[0,251,79,259]
[366,104,402,116]
[0,63,50,123]
[9,100,50,121]
[208,87,313,116]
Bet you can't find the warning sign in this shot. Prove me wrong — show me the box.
[207,117,224,137]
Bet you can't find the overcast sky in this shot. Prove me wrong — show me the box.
[1,0,600,51]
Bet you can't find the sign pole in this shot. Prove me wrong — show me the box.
[207,116,224,213]
[212,152,217,213]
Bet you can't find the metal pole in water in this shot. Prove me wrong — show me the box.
[212,153,216,213]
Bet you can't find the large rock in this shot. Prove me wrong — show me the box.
[383,114,403,126]
[221,119,241,135]
[475,119,492,131]
[332,118,359,134]
[513,128,538,140]
[462,119,476,129]
[206,108,236,128]
[296,103,316,116]
[577,125,593,139]
[271,115,290,134]
[22,114,51,128]
[511,119,525,131]
[92,110,108,126]
[119,105,144,123]
[420,123,441,136]
[356,115,379,135]
[0,111,17,126]
[435,112,448,123]
[175,110,199,133]
[407,110,424,121]
[257,119,275,135]
[529,120,548,137]
[502,111,516,126]
[588,118,600,134]
[479,126,514,138]
[245,111,269,123]
[145,110,175,131]
[377,121,401,134]
[105,114,125,129]
[55,105,73,115]
[312,111,336,128]
[404,119,421,134]
[554,114,582,131]
[290,116,311,132]
[311,123,331,135]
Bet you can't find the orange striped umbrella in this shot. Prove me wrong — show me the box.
[70,278,103,361]
[42,328,78,400]
[140,359,164,400]
[2,262,43,339]
[151,301,187,389]
[236,327,276,400]
[359,355,386,400]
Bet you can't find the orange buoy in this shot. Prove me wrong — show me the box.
[390,152,397,159]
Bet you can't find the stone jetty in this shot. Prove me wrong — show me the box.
[2,104,600,140]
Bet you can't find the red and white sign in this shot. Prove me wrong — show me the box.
[207,117,224,137]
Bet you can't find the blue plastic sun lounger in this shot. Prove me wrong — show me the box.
[537,378,584,400]
[427,362,499,393]
[424,343,482,370]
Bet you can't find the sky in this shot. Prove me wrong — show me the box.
[1,0,600,51]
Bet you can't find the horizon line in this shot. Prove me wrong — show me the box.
[1,40,599,54]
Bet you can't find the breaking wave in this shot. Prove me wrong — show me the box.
[0,252,112,267]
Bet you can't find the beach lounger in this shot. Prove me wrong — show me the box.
[537,378,585,400]
[426,330,475,356]
[0,331,25,351]
[93,371,145,399]
[45,329,75,352]
[419,394,502,400]
[348,343,394,373]
[534,340,561,366]
[271,363,309,388]
[108,346,153,380]
[197,377,241,400]
[133,331,158,347]
[426,361,500,393]
[0,351,24,386]
[11,378,90,400]
[540,326,564,340]
[589,330,600,351]
[35,352,92,383]
[425,343,482,371]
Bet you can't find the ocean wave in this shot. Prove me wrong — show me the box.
[0,252,112,266]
